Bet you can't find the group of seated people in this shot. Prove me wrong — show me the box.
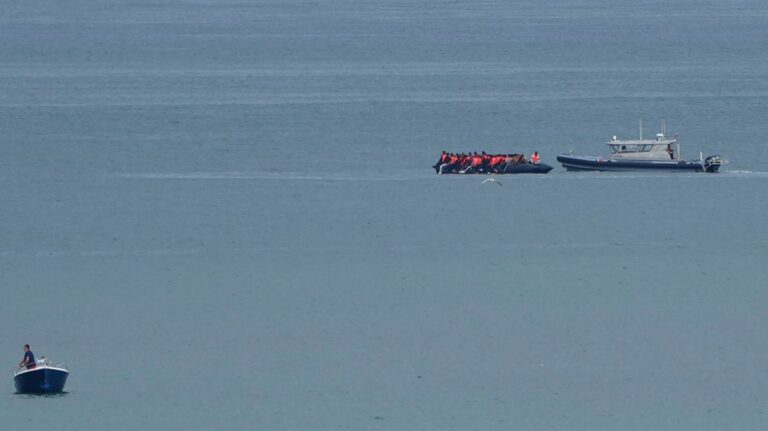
[433,151,540,174]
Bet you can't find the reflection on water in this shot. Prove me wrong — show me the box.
[14,392,69,399]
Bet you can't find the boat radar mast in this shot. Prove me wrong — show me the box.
[638,119,669,140]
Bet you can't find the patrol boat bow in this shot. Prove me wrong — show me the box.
[557,122,726,173]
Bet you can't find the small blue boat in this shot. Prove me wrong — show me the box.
[14,359,69,394]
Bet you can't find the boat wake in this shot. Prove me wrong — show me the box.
[15,392,69,398]
[548,169,768,180]
[115,171,433,182]
[721,170,768,177]
[0,248,206,259]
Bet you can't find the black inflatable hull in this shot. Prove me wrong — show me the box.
[14,367,68,394]
[438,163,553,174]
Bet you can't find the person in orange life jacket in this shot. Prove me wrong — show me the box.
[480,152,492,172]
[490,154,504,171]
[531,151,540,165]
[433,151,448,173]
[459,152,475,174]
[465,152,482,173]
[495,154,507,172]
[460,153,471,169]
[439,153,460,174]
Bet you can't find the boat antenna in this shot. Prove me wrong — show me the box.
[661,119,666,138]
[639,119,643,140]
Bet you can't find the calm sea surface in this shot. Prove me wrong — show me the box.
[2,1,768,429]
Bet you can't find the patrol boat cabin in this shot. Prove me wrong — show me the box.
[607,132,679,161]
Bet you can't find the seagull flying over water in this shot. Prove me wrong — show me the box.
[481,178,502,187]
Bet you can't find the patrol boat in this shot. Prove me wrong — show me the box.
[14,358,69,394]
[556,122,726,173]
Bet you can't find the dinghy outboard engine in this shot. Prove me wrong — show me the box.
[703,155,726,173]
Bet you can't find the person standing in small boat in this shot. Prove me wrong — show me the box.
[531,151,541,165]
[19,344,36,369]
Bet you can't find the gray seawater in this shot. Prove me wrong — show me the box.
[2,0,768,429]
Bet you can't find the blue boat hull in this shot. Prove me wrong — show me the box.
[556,154,722,173]
[14,368,68,394]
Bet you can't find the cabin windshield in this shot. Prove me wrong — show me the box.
[608,143,660,154]
[609,144,641,154]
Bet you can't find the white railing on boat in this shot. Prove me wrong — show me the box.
[13,357,68,375]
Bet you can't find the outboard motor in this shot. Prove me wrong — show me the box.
[703,155,725,173]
